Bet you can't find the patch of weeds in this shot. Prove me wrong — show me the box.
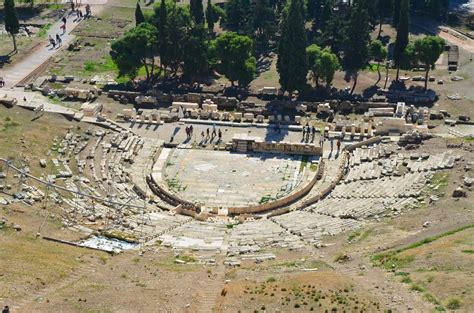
[410,283,425,292]
[445,297,461,310]
[176,254,196,263]
[259,195,274,204]
[266,277,276,283]
[132,257,140,264]
[348,229,373,242]
[423,293,441,305]
[401,276,412,284]
[310,164,318,172]
[461,249,474,254]
[2,116,20,131]
[38,23,52,38]
[136,282,147,288]
[299,156,308,172]
[120,273,128,279]
[226,224,234,229]
[98,255,109,264]
[371,253,415,270]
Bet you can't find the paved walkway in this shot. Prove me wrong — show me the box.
[1,6,102,88]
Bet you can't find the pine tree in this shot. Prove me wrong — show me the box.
[393,0,409,81]
[190,0,204,25]
[4,0,20,52]
[277,0,308,96]
[135,2,145,26]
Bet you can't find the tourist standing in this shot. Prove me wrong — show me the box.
[56,34,62,47]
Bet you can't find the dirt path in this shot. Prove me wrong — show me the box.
[1,4,106,88]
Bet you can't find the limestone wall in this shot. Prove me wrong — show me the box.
[251,141,323,156]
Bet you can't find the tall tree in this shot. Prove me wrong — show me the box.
[4,0,20,52]
[190,0,204,25]
[369,40,388,86]
[392,0,401,27]
[277,0,308,96]
[214,32,256,86]
[393,0,409,81]
[206,0,216,33]
[183,26,208,82]
[414,36,445,90]
[377,0,392,37]
[307,0,321,22]
[135,2,145,26]
[343,0,371,94]
[252,0,277,45]
[110,23,158,81]
[306,44,323,87]
[156,0,169,72]
[224,0,251,33]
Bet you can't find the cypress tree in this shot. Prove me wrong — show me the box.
[205,0,215,33]
[190,0,204,25]
[277,0,308,97]
[393,0,409,81]
[4,0,20,52]
[157,0,169,72]
[135,2,145,26]
[343,0,371,94]
[392,0,401,27]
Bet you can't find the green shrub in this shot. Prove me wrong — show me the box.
[445,297,461,310]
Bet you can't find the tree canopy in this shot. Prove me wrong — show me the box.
[213,32,256,86]
[110,23,158,81]
[413,36,445,89]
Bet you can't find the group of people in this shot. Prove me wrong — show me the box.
[70,1,92,20]
[302,124,317,143]
[185,125,194,139]
[47,2,92,49]
[200,125,222,142]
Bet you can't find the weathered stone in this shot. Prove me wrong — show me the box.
[452,187,466,198]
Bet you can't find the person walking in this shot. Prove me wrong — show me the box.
[302,127,306,140]
[189,125,193,137]
[212,124,217,137]
[206,128,210,139]
[337,138,341,151]
[2,305,10,313]
[60,23,66,35]
[56,34,62,47]
[330,137,334,151]
[218,129,222,141]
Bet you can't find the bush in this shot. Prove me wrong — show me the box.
[445,297,461,310]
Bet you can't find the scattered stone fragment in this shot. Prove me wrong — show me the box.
[452,187,466,198]
[463,176,473,187]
